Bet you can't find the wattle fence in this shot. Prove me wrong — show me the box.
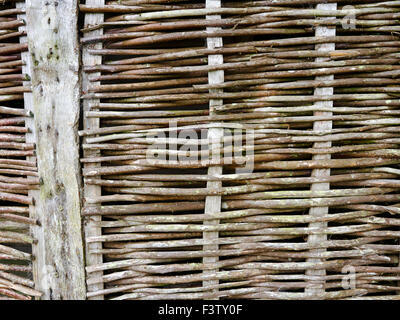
[0,0,39,300]
[1,0,400,300]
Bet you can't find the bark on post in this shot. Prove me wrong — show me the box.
[25,0,86,299]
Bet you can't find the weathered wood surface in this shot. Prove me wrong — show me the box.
[17,0,41,300]
[306,2,337,296]
[25,0,85,299]
[203,0,224,297]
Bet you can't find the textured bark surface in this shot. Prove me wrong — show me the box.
[25,0,85,300]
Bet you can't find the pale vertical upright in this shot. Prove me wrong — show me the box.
[203,0,224,296]
[82,0,105,300]
[17,1,41,298]
[24,0,86,299]
[306,2,337,297]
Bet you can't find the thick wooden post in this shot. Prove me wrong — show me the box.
[25,0,86,299]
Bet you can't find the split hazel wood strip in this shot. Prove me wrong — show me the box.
[82,0,106,300]
[203,0,223,297]
[16,1,41,300]
[306,2,336,296]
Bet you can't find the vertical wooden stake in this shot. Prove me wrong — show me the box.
[82,0,105,300]
[306,2,337,297]
[203,0,224,297]
[25,0,86,299]
[17,0,41,299]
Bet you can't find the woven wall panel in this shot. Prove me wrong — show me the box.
[81,0,400,300]
[0,0,40,300]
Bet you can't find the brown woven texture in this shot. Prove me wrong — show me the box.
[0,0,40,300]
[80,0,400,300]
